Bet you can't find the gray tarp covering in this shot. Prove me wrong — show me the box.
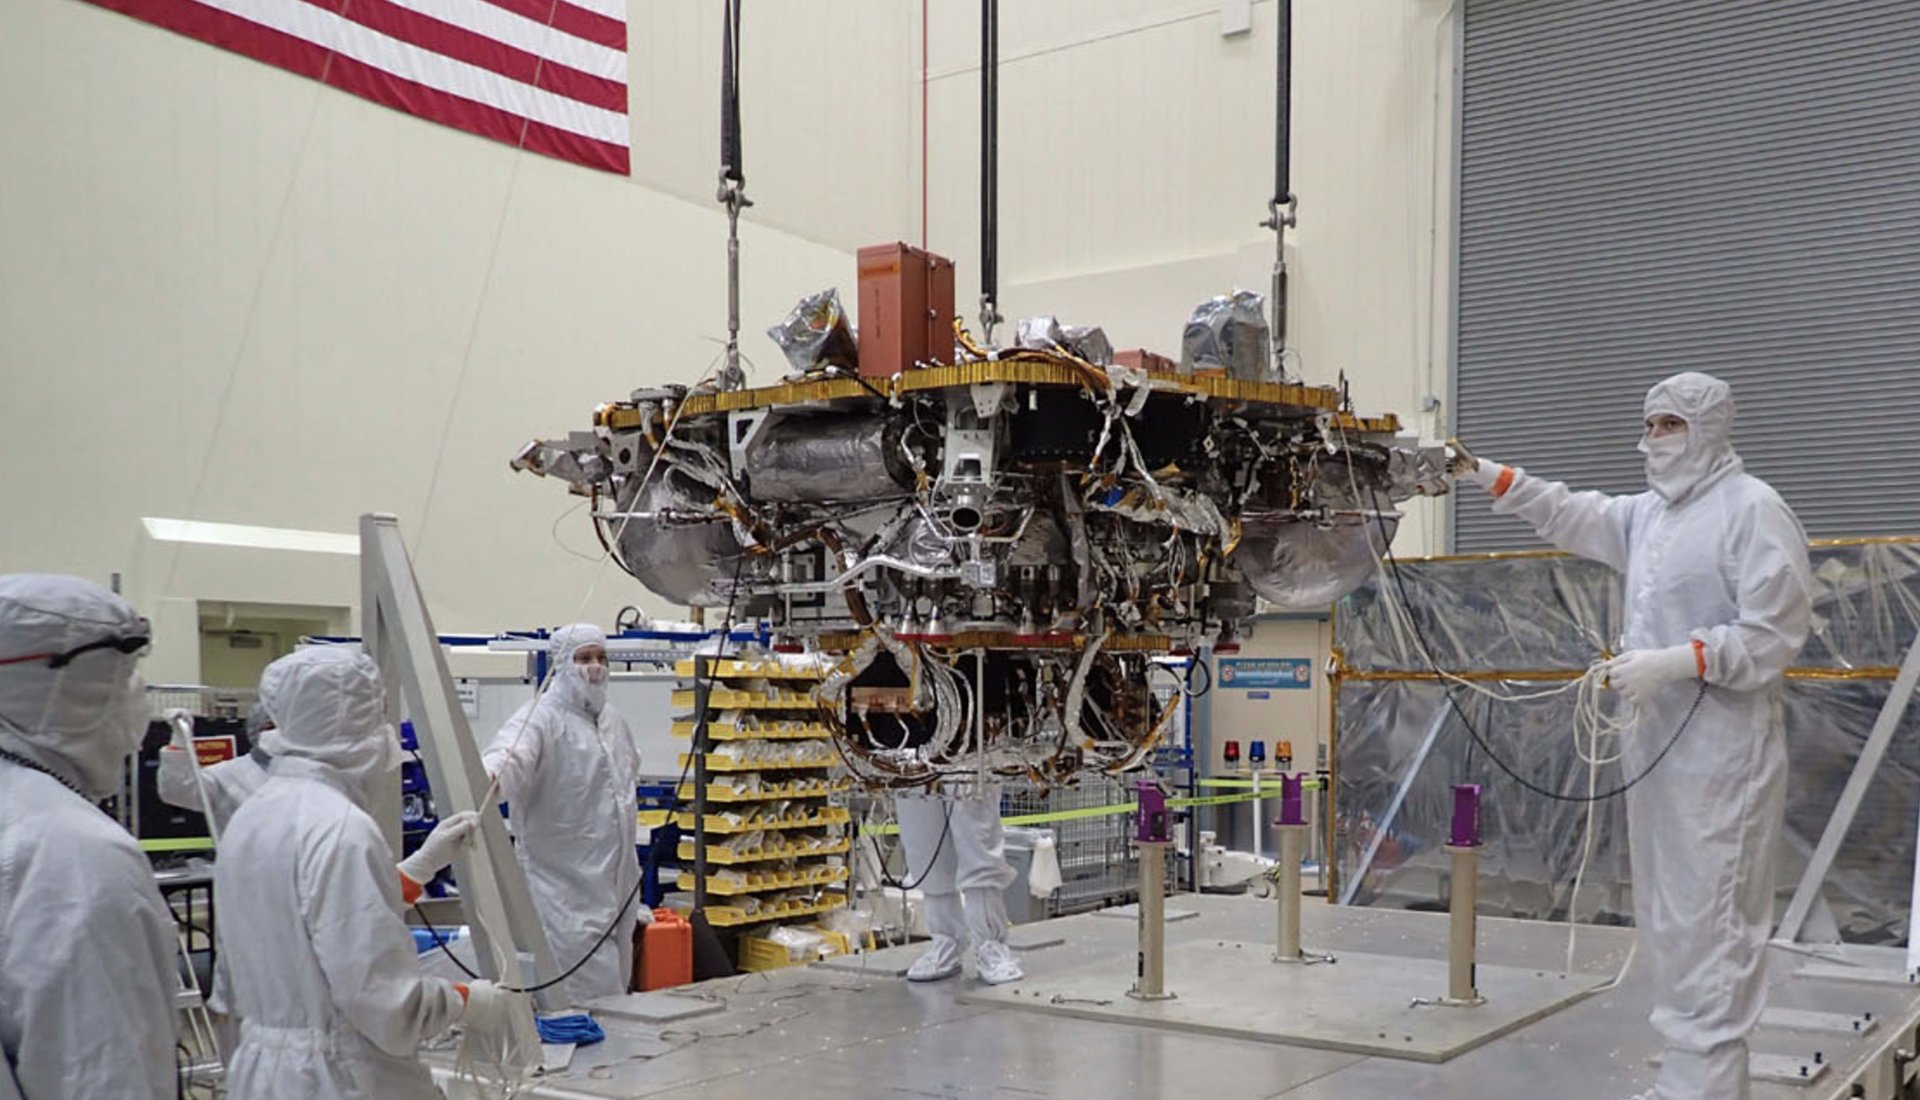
[1333,541,1920,943]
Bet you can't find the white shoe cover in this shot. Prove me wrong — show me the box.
[974,939,1024,985]
[907,935,964,982]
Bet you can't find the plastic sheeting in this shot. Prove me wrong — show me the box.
[1179,291,1270,380]
[1333,540,1920,943]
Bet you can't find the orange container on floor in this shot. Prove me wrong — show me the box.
[639,908,693,991]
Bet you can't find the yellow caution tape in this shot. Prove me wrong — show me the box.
[140,837,215,853]
[859,783,1322,835]
[1197,777,1325,791]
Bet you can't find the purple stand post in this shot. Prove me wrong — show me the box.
[1450,784,1482,849]
[1136,781,1170,843]
[1276,772,1306,827]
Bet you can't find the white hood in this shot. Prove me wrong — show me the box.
[257,646,399,810]
[1639,371,1741,504]
[0,574,151,799]
[546,622,609,717]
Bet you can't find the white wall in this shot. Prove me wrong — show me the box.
[0,0,860,682]
[627,1,921,254]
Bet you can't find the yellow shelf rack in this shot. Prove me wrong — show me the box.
[675,864,850,896]
[675,653,850,961]
[671,720,834,741]
[703,894,848,929]
[678,778,852,802]
[672,658,826,681]
[675,838,852,865]
[738,926,855,972]
[670,688,819,710]
[676,752,836,773]
[670,807,851,833]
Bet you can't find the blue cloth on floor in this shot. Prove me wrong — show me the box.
[410,926,465,954]
[536,1013,605,1046]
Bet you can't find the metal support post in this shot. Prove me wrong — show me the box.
[1131,841,1174,1001]
[1273,773,1332,964]
[1276,824,1304,959]
[1250,769,1264,862]
[1129,781,1176,1001]
[1414,785,1484,1008]
[1444,844,1484,1004]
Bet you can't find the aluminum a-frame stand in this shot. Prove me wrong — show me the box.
[1775,624,1920,977]
[359,512,563,1011]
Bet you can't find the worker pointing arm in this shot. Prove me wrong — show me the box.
[1453,373,1811,1100]
[1450,439,1637,574]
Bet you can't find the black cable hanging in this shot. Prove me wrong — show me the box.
[717,0,752,390]
[978,0,1001,343]
[719,0,743,185]
[1355,470,1706,804]
[1259,0,1296,380]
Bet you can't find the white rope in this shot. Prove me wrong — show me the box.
[1330,423,1645,985]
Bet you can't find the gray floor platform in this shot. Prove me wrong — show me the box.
[812,929,1067,977]
[423,894,1920,1099]
[962,939,1606,1062]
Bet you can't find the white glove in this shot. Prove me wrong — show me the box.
[636,903,657,927]
[1603,644,1700,706]
[458,979,539,1075]
[398,810,481,885]
[165,708,196,749]
[1463,460,1506,492]
[1446,438,1480,476]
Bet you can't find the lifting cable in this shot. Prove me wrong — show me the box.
[1260,0,1296,378]
[717,0,752,391]
[977,0,1001,343]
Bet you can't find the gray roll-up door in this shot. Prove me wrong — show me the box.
[1453,0,1920,552]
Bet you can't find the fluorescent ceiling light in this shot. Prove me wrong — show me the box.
[141,517,359,556]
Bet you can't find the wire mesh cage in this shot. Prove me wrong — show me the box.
[1002,775,1154,916]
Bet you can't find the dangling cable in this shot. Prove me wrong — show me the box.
[1259,0,1297,381]
[716,0,753,391]
[977,0,1001,344]
[1336,423,1707,804]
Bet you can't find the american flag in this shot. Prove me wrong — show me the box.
[83,0,631,174]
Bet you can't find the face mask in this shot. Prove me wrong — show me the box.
[31,663,147,799]
[1639,433,1686,476]
[1638,429,1719,503]
[579,662,609,687]
[119,673,151,755]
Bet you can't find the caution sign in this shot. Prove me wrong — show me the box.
[192,736,237,768]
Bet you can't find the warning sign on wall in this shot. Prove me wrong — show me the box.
[1217,657,1313,690]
